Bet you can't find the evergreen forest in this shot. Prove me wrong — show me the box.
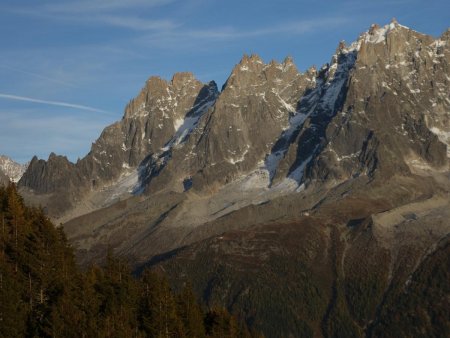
[0,183,259,338]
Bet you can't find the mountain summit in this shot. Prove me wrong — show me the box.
[18,19,449,244]
[14,21,450,336]
[0,155,28,183]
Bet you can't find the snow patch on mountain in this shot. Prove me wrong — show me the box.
[430,127,450,156]
[0,156,28,182]
[364,19,410,44]
[171,98,216,147]
[103,169,139,205]
[262,46,357,187]
[164,88,218,151]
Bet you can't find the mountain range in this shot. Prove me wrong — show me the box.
[10,20,450,337]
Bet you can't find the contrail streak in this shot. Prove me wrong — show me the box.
[0,93,114,115]
[0,65,76,87]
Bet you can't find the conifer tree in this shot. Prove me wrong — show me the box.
[0,186,257,337]
[139,270,184,337]
[0,258,27,337]
[177,282,205,338]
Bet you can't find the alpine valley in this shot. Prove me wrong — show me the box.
[12,20,450,337]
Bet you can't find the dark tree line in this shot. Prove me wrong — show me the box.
[0,183,260,338]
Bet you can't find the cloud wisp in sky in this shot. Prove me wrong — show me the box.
[0,65,77,88]
[0,93,113,115]
[42,0,176,14]
[98,15,178,31]
[189,17,350,40]
[133,16,351,52]
[5,0,179,33]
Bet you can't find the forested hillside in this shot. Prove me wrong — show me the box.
[0,183,257,338]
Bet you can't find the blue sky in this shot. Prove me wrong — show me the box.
[0,0,449,163]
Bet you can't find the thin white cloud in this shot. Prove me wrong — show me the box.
[202,18,349,39]
[248,18,350,36]
[98,15,178,31]
[0,65,77,88]
[5,0,179,32]
[8,7,178,32]
[43,0,176,14]
[138,17,350,48]
[9,1,347,37]
[0,93,113,115]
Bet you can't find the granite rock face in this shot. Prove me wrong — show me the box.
[307,22,450,184]
[20,20,449,245]
[136,22,449,196]
[0,155,28,183]
[19,73,219,215]
[142,54,315,193]
[75,73,219,192]
[21,153,81,194]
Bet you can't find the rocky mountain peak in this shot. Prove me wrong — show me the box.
[306,65,318,77]
[20,153,80,194]
[123,76,167,119]
[0,155,28,183]
[440,28,450,42]
[356,20,437,69]
[124,72,209,121]
[17,21,450,237]
[363,19,413,45]
[19,68,219,214]
[224,53,303,95]
[223,53,265,88]
[283,55,294,65]
[48,152,59,160]
[171,72,196,89]
[309,20,450,184]
[368,23,381,34]
[240,53,263,65]
[144,76,171,98]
